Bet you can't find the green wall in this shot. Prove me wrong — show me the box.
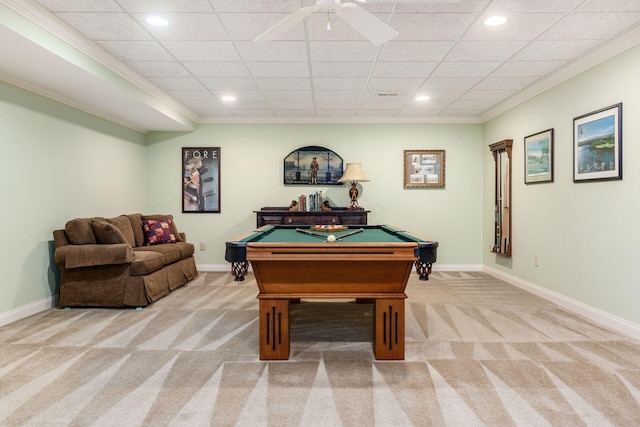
[483,43,640,325]
[146,123,483,269]
[0,81,146,318]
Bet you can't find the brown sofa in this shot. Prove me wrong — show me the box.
[52,214,198,308]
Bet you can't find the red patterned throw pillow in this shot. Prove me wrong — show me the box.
[142,218,177,246]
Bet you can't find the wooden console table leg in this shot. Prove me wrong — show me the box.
[259,299,290,360]
[373,299,405,360]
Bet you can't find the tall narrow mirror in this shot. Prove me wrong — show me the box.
[489,139,513,256]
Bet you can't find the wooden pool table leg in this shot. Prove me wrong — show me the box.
[373,298,405,360]
[259,299,290,360]
[415,260,432,280]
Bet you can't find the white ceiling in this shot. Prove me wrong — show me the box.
[2,0,640,132]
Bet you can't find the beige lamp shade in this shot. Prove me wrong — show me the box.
[338,163,370,182]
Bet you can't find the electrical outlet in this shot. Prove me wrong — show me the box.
[200,242,206,251]
[534,255,539,267]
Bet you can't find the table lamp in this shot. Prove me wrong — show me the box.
[338,163,369,209]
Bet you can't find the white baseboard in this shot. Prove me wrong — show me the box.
[0,295,58,328]
[483,266,640,341]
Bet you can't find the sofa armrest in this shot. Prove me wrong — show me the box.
[54,244,135,269]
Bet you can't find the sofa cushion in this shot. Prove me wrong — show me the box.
[127,213,144,247]
[135,245,181,265]
[130,250,165,276]
[142,214,183,242]
[106,215,136,247]
[65,218,97,245]
[92,221,128,244]
[175,242,195,259]
[143,218,177,245]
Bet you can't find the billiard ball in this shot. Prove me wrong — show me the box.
[327,234,336,242]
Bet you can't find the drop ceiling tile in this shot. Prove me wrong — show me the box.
[35,0,123,12]
[459,89,519,102]
[229,109,274,117]
[269,100,314,110]
[309,42,380,62]
[261,90,313,101]
[378,41,455,62]
[367,78,424,92]
[162,41,241,61]
[316,109,358,116]
[220,13,306,41]
[315,100,361,109]
[432,61,501,77]
[54,13,151,41]
[440,108,485,116]
[394,0,491,13]
[306,13,391,42]
[236,41,309,61]
[126,61,192,78]
[211,0,300,13]
[398,108,445,116]
[199,77,258,91]
[421,76,483,91]
[149,77,206,91]
[463,13,563,41]
[273,109,316,116]
[311,62,373,78]
[445,41,528,61]
[541,12,640,40]
[490,60,566,77]
[474,76,539,90]
[116,0,213,13]
[391,13,477,40]
[313,78,368,91]
[358,109,401,116]
[577,0,640,12]
[372,62,437,78]
[228,99,269,109]
[187,99,226,110]
[256,77,311,91]
[360,97,407,109]
[97,40,174,61]
[134,13,229,41]
[183,61,250,78]
[448,99,500,109]
[245,62,310,78]
[511,40,602,61]
[485,0,584,13]
[210,90,265,101]
[193,107,233,116]
[314,91,363,101]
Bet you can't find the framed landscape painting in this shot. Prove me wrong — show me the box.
[524,128,554,184]
[573,103,622,182]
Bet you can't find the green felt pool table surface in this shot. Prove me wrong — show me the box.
[237,224,426,243]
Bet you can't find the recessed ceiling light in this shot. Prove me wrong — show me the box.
[145,16,169,26]
[415,95,430,102]
[484,16,508,26]
[221,95,237,102]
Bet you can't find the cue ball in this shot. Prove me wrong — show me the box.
[327,234,336,242]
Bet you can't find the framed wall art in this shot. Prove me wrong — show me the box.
[573,103,622,182]
[283,146,343,185]
[183,147,220,213]
[403,150,445,188]
[524,128,554,184]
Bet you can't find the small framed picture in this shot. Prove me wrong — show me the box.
[573,103,622,182]
[403,150,445,188]
[524,128,554,184]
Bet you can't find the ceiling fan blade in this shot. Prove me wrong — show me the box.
[254,4,319,42]
[336,3,399,45]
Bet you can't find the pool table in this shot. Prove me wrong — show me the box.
[225,224,438,360]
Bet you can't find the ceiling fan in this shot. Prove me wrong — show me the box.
[254,0,461,46]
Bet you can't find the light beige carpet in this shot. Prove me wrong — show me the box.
[1,271,640,426]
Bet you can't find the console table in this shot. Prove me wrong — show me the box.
[255,207,369,228]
